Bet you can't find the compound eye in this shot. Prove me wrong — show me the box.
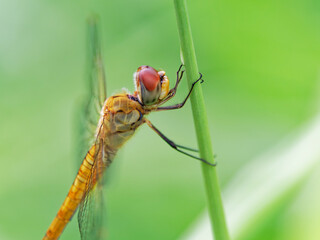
[139,67,160,91]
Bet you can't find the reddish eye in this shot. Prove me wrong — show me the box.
[139,67,160,91]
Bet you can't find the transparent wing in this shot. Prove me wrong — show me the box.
[78,184,105,240]
[75,15,107,162]
[86,15,107,113]
[76,16,108,240]
[78,136,107,240]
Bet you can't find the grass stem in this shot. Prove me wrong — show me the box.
[173,1,230,239]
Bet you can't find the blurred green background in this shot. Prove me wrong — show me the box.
[0,0,319,239]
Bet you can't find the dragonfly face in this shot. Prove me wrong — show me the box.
[134,65,169,105]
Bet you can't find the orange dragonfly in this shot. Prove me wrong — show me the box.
[43,18,213,240]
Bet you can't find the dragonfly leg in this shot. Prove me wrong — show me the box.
[156,64,185,106]
[154,73,203,111]
[171,63,185,95]
[143,118,216,166]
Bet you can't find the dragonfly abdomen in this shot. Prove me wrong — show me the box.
[44,95,146,240]
[43,145,97,240]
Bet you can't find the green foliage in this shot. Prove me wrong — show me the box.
[0,0,319,240]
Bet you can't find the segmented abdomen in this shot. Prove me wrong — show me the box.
[43,145,97,240]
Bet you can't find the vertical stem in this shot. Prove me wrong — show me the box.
[173,1,230,239]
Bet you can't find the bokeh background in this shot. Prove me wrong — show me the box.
[1,0,320,239]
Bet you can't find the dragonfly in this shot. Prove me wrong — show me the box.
[43,17,213,240]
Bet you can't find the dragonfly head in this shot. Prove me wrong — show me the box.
[134,65,169,105]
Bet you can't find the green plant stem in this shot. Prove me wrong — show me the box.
[173,1,230,239]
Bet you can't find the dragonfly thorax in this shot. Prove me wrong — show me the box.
[134,65,169,106]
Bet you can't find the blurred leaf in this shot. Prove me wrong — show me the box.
[182,114,320,240]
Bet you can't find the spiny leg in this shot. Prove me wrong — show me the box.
[143,118,215,166]
[172,63,185,93]
[166,64,185,98]
[155,72,203,111]
[156,64,185,106]
[175,144,198,152]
